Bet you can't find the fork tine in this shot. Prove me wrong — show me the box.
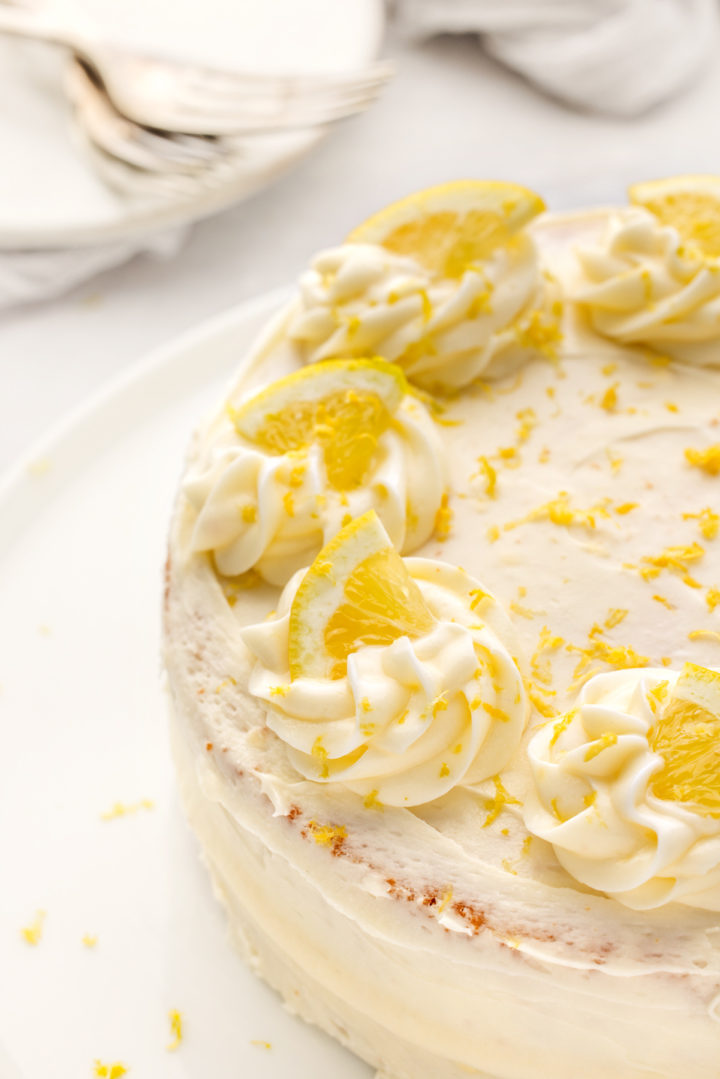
[179,61,394,97]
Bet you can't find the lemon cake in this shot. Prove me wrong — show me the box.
[163,178,720,1079]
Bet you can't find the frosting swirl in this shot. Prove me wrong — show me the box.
[576,208,720,366]
[287,240,562,391]
[184,388,447,587]
[525,665,720,911]
[241,560,528,806]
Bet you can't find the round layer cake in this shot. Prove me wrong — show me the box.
[163,180,720,1079]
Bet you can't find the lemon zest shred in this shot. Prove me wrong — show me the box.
[685,444,720,476]
[476,455,497,497]
[683,507,719,541]
[20,909,45,946]
[483,776,522,828]
[584,732,619,761]
[166,1010,183,1052]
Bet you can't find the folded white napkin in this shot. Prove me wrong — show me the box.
[394,0,720,115]
[0,228,187,311]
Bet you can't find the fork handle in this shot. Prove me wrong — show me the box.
[0,4,81,50]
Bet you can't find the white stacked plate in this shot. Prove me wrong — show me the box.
[0,0,385,248]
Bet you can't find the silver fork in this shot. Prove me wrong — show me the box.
[0,3,393,135]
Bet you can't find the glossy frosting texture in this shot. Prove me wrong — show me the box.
[575,207,720,365]
[525,667,720,911]
[287,238,562,390]
[242,559,528,806]
[184,389,447,586]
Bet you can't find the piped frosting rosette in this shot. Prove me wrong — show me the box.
[241,511,528,807]
[184,359,447,586]
[286,180,562,392]
[576,207,720,366]
[525,663,720,911]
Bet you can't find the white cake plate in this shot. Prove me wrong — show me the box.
[0,289,373,1079]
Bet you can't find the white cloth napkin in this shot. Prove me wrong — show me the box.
[0,228,188,311]
[394,0,720,115]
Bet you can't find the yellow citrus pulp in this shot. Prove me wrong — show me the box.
[347,180,546,279]
[288,510,435,680]
[629,175,720,259]
[648,662,720,815]
[230,359,407,491]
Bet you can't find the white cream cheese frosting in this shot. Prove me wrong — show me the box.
[575,207,720,366]
[164,205,720,1079]
[241,559,528,807]
[287,238,562,390]
[525,664,720,911]
[184,377,447,586]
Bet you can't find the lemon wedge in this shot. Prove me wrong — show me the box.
[648,662,720,815]
[348,180,546,278]
[231,358,407,491]
[629,175,720,258]
[288,510,435,680]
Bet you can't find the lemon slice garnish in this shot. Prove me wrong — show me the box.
[648,662,720,815]
[288,510,435,680]
[348,180,546,278]
[629,175,720,258]
[231,358,407,491]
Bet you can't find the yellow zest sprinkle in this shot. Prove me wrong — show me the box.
[360,722,376,737]
[100,799,154,821]
[530,626,565,688]
[665,401,679,413]
[250,1040,272,1050]
[685,444,720,476]
[20,909,45,946]
[360,697,373,713]
[648,681,669,714]
[688,629,720,644]
[433,493,453,541]
[515,407,538,443]
[549,711,574,747]
[604,608,628,630]
[311,737,329,779]
[363,789,383,810]
[308,820,347,847]
[528,687,557,719]
[615,502,638,516]
[214,676,238,694]
[653,594,675,610]
[167,1010,183,1052]
[504,491,610,533]
[514,305,563,359]
[509,600,536,619]
[584,790,597,808]
[481,701,510,723]
[483,775,522,828]
[607,451,623,474]
[601,363,618,376]
[600,382,619,412]
[270,685,289,699]
[567,634,650,680]
[707,587,720,612]
[439,762,450,778]
[683,507,719,541]
[94,1064,128,1079]
[632,543,705,588]
[240,503,257,523]
[282,491,295,517]
[82,934,98,949]
[584,732,619,761]
[476,455,497,497]
[497,445,519,465]
[487,524,500,543]
[469,586,491,610]
[550,797,564,821]
[437,888,453,913]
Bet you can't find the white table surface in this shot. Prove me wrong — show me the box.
[4,26,720,471]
